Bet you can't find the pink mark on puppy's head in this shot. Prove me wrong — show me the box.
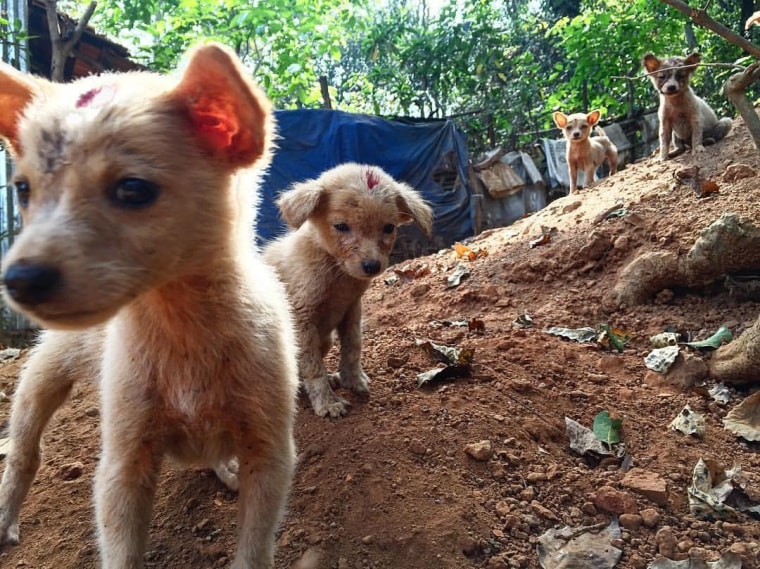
[75,85,116,109]
[365,169,380,191]
[76,88,101,108]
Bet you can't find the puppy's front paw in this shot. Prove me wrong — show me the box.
[305,376,350,418]
[329,370,371,394]
[693,144,706,153]
[213,458,239,492]
[0,510,20,547]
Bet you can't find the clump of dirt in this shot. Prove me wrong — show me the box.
[2,116,760,569]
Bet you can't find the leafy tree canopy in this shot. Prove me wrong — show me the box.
[52,0,753,154]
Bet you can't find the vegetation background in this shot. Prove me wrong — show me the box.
[17,0,760,154]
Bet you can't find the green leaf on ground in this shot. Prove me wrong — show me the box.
[592,411,623,446]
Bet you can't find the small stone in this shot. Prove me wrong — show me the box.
[410,284,431,298]
[460,535,480,557]
[640,508,661,528]
[581,501,597,516]
[621,468,669,506]
[84,407,99,418]
[530,500,559,521]
[387,356,406,368]
[619,513,643,530]
[59,461,84,481]
[591,486,637,514]
[629,553,647,569]
[361,535,374,545]
[464,440,492,461]
[525,472,547,483]
[408,439,427,455]
[656,526,677,558]
[293,547,322,569]
[495,500,510,519]
[337,558,349,569]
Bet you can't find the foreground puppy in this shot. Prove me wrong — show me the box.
[265,164,433,418]
[0,43,298,569]
[553,109,618,194]
[642,52,732,160]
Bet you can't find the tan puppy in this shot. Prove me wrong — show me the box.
[553,109,618,194]
[265,163,433,418]
[642,52,732,160]
[0,43,298,569]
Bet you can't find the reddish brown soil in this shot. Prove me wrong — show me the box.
[2,117,760,569]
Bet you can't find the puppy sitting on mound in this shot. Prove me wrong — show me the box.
[0,43,298,569]
[265,163,433,418]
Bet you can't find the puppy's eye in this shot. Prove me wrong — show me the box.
[334,222,350,232]
[382,223,395,234]
[14,178,30,208]
[108,178,160,208]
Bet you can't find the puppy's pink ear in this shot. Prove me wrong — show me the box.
[0,63,41,154]
[169,42,273,169]
[277,181,325,229]
[587,110,601,125]
[552,112,568,128]
[396,184,434,236]
[642,53,660,73]
[683,52,701,72]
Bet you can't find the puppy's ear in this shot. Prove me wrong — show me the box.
[552,112,568,128]
[642,53,660,73]
[587,110,601,126]
[396,183,434,237]
[276,181,325,229]
[169,42,273,169]
[683,52,701,72]
[0,63,42,154]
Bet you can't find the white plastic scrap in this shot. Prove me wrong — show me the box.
[708,383,731,405]
[644,345,680,374]
[649,332,680,348]
[669,405,705,438]
[537,519,622,569]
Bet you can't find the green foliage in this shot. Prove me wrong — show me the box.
[56,0,753,154]
[592,410,623,446]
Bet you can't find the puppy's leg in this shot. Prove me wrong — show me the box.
[567,161,578,194]
[0,332,81,546]
[300,325,349,418]
[690,114,705,154]
[95,367,161,569]
[582,164,597,189]
[232,434,295,569]
[659,118,673,161]
[331,299,370,395]
[608,146,618,176]
[704,117,732,145]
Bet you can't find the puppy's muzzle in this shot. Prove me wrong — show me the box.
[361,259,382,276]
[3,262,62,305]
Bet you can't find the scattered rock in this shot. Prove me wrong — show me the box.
[656,526,677,558]
[293,547,322,569]
[59,461,84,481]
[464,440,492,461]
[408,439,427,455]
[622,468,669,506]
[619,513,643,530]
[723,163,755,183]
[666,352,708,387]
[640,508,661,528]
[591,486,637,514]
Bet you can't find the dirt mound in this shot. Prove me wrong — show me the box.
[2,117,760,569]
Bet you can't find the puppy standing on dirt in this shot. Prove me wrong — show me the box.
[0,43,298,569]
[264,164,433,418]
[553,109,618,194]
[642,52,732,160]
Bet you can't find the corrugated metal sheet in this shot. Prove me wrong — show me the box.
[1,0,31,331]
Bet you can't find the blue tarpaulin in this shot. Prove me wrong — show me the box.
[258,109,475,258]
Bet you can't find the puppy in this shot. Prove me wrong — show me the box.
[0,43,298,569]
[553,109,618,194]
[264,163,433,418]
[642,52,732,160]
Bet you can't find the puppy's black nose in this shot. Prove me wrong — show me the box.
[362,260,382,276]
[3,262,61,305]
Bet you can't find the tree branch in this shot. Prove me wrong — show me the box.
[724,63,760,151]
[658,0,760,58]
[45,0,97,82]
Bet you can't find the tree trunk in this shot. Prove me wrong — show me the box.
[724,63,760,152]
[610,214,760,306]
[710,315,760,384]
[45,0,97,82]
